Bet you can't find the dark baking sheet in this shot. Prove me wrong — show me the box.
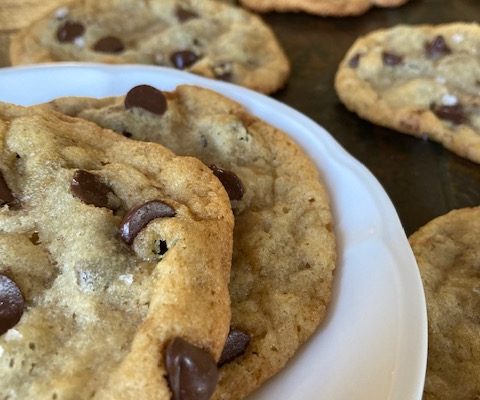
[264,0,480,235]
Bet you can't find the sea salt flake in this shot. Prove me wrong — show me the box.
[441,94,458,106]
[5,329,23,342]
[153,53,164,65]
[54,7,69,19]
[0,345,4,357]
[77,270,96,293]
[74,37,85,48]
[452,33,464,43]
[118,274,133,285]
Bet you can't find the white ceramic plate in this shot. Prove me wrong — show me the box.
[0,64,427,400]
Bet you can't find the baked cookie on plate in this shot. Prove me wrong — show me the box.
[335,23,480,164]
[409,207,480,400]
[10,0,290,94]
[46,83,337,400]
[239,0,409,16]
[0,102,234,400]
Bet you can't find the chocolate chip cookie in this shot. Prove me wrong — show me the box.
[335,23,480,164]
[0,102,234,400]
[409,207,480,400]
[10,0,290,94]
[240,0,409,16]
[46,84,337,400]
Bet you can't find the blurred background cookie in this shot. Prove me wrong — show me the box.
[239,0,409,16]
[409,207,480,400]
[10,0,290,94]
[335,23,480,164]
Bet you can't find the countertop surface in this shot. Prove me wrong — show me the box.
[264,0,480,235]
[0,0,479,236]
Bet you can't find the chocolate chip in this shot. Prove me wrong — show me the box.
[218,329,251,367]
[29,232,40,245]
[56,21,85,43]
[0,171,14,207]
[348,53,361,68]
[155,240,168,256]
[0,274,24,335]
[425,35,451,59]
[382,52,403,66]
[431,103,466,125]
[165,337,218,400]
[93,36,124,53]
[170,50,199,70]
[210,165,244,201]
[125,85,168,116]
[71,170,113,208]
[120,200,175,245]
[122,131,133,138]
[176,6,198,22]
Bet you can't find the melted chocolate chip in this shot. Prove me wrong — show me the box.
[70,170,112,208]
[218,329,251,367]
[348,53,361,68]
[0,274,24,335]
[170,50,199,70]
[165,337,218,400]
[210,165,244,201]
[431,103,466,125]
[0,171,14,207]
[155,240,168,256]
[93,36,124,53]
[176,6,198,22]
[425,35,451,59]
[125,85,168,116]
[120,200,175,245]
[382,52,403,66]
[56,21,85,43]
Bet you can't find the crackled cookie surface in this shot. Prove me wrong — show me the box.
[240,0,408,16]
[10,0,289,94]
[0,102,234,400]
[335,23,480,164]
[409,208,480,400]
[48,84,337,400]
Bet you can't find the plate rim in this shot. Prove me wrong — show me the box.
[0,63,428,400]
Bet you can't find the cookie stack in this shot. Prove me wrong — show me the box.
[0,1,339,398]
[0,85,337,399]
